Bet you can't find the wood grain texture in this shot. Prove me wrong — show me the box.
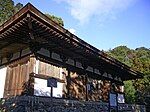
[38,61,60,78]
[3,56,35,98]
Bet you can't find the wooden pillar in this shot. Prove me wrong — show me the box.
[25,73,34,96]
[50,86,53,97]
[82,61,88,101]
[85,73,88,101]
[66,70,71,98]
[60,55,70,98]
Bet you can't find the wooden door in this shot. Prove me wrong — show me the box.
[3,56,35,98]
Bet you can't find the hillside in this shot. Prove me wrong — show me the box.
[107,46,150,106]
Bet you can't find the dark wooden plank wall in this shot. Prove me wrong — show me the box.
[36,61,118,101]
[63,71,112,101]
[69,72,86,100]
[87,78,103,101]
[3,56,35,98]
[38,61,60,78]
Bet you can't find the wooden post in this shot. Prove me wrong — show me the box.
[51,86,53,97]
[82,61,88,101]
[85,73,88,101]
[66,70,71,99]
[60,55,69,98]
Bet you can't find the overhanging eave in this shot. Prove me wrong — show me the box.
[0,3,143,81]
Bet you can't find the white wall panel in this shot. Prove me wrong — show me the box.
[0,67,7,98]
[34,68,64,98]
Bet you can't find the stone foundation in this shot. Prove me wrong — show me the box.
[0,96,146,112]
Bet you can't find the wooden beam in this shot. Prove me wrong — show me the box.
[30,72,65,83]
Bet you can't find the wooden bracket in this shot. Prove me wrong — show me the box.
[27,15,34,40]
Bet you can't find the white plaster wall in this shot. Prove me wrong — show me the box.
[34,78,51,97]
[0,67,7,98]
[53,68,63,98]
[34,60,63,98]
[34,77,63,98]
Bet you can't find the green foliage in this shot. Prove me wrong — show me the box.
[124,81,136,103]
[107,46,134,67]
[107,46,150,104]
[0,0,14,25]
[14,3,23,14]
[45,14,64,26]
[0,0,23,25]
[0,0,64,27]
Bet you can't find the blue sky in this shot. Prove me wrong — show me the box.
[14,0,150,50]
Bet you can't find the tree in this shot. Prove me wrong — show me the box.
[0,0,14,25]
[45,14,64,26]
[0,0,23,25]
[14,3,23,13]
[0,1,64,27]
[107,46,150,105]
[124,81,136,103]
[107,46,134,67]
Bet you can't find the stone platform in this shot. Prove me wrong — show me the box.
[0,96,146,112]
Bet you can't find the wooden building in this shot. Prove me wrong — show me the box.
[0,3,143,102]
